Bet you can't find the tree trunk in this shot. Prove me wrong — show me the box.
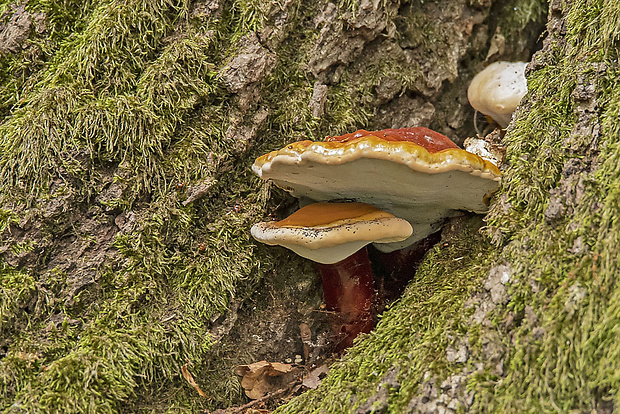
[1,0,616,412]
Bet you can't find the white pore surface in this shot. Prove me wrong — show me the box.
[281,240,371,264]
[259,158,499,252]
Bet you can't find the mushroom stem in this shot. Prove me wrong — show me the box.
[250,202,412,351]
[316,247,375,351]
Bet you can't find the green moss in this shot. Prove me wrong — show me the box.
[471,0,620,411]
[0,0,96,120]
[0,208,18,233]
[1,190,260,410]
[0,263,35,333]
[0,0,193,197]
[496,0,547,44]
[396,3,441,50]
[322,81,373,135]
[230,0,269,33]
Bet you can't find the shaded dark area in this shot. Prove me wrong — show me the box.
[370,229,443,306]
[318,248,375,351]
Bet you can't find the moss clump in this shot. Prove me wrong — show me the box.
[1,188,263,411]
[494,0,547,48]
[0,263,35,333]
[0,0,193,197]
[0,0,96,120]
[473,0,620,411]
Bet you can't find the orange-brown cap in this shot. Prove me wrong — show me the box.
[251,202,412,264]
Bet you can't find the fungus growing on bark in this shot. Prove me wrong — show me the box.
[252,127,501,253]
[467,61,528,128]
[464,135,505,168]
[252,127,501,349]
[252,202,412,350]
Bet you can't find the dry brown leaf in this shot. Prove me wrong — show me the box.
[182,362,207,398]
[268,362,293,374]
[235,361,298,399]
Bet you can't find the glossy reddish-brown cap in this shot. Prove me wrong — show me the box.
[325,127,459,154]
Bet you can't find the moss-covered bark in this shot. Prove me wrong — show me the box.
[279,0,620,413]
[8,0,618,412]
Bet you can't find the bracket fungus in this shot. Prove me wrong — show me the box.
[251,202,412,264]
[252,127,501,253]
[252,202,412,349]
[467,61,528,128]
[252,127,502,349]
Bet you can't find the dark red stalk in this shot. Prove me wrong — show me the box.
[369,230,442,306]
[316,247,375,351]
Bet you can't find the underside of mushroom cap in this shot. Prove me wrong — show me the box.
[252,134,500,252]
[251,202,413,264]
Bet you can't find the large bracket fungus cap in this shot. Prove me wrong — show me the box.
[251,202,412,264]
[467,61,528,128]
[253,128,500,252]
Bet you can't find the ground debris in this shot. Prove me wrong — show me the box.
[182,362,207,398]
[211,374,302,414]
[235,361,299,400]
[302,364,329,389]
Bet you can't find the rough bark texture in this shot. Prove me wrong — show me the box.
[2,0,616,412]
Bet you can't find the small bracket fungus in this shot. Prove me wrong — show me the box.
[251,202,413,350]
[252,127,500,252]
[251,202,412,264]
[468,61,528,128]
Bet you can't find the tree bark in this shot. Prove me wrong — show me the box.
[2,0,616,412]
